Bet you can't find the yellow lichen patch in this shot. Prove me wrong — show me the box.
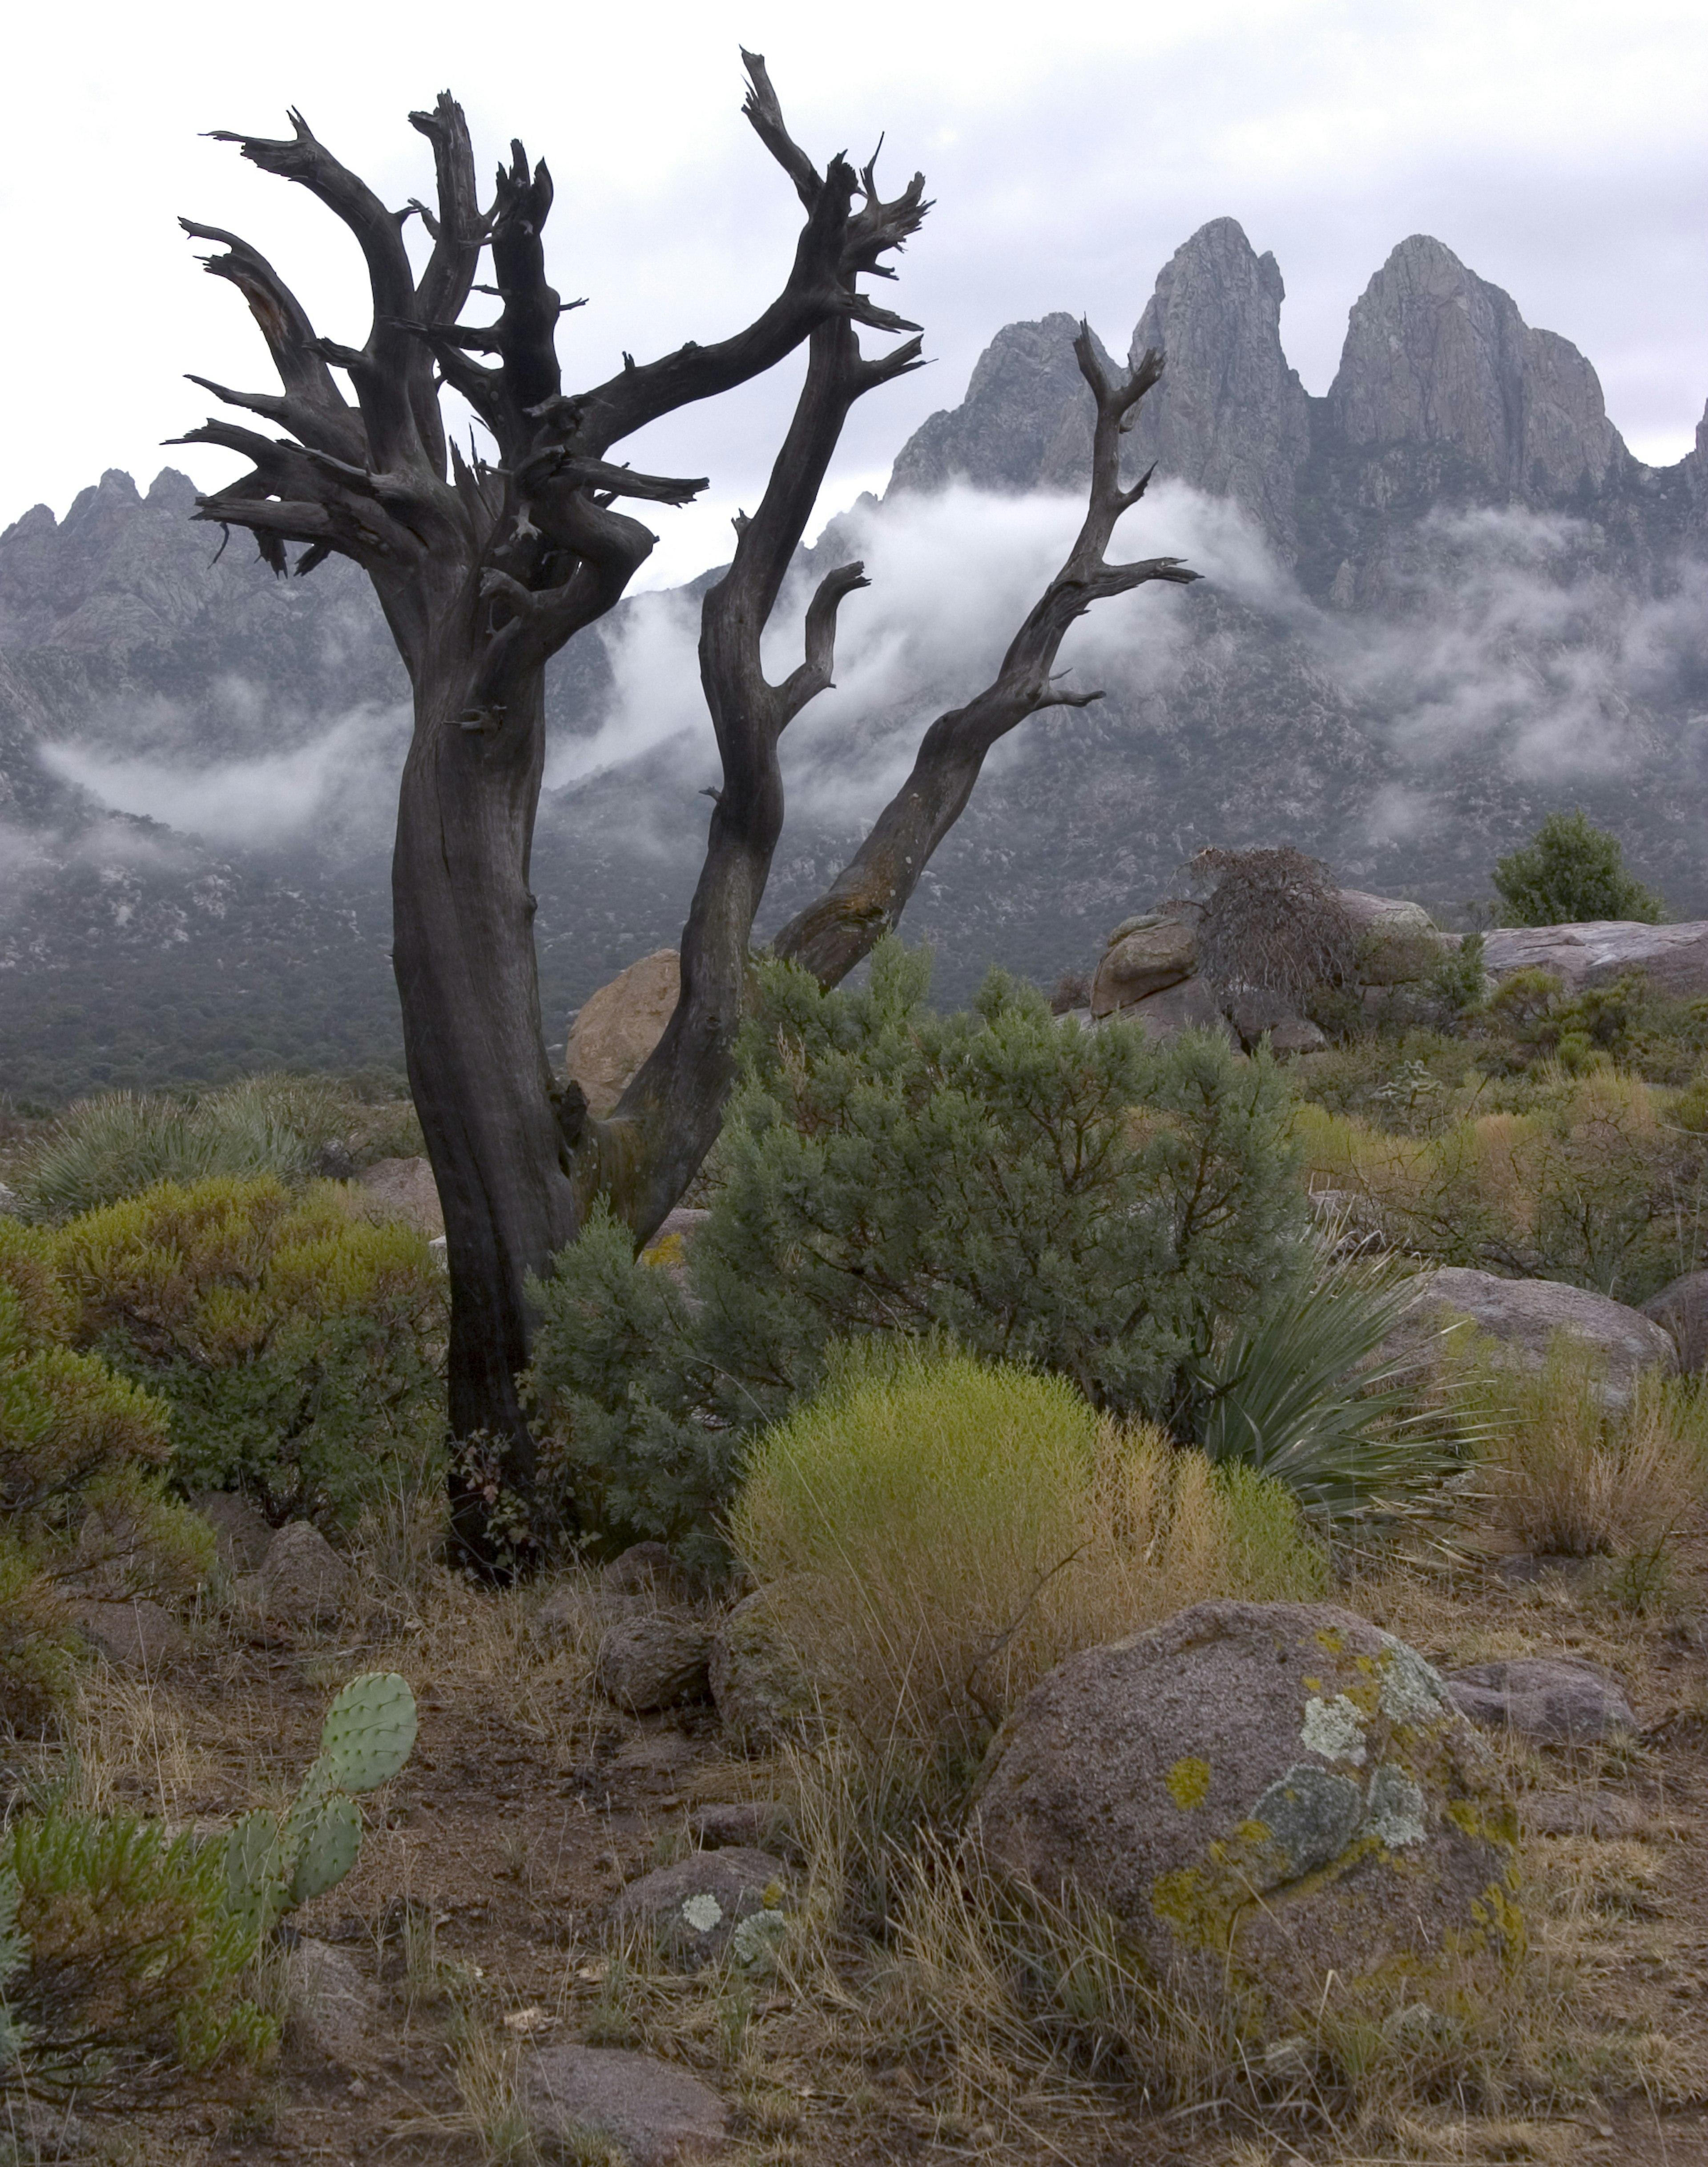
[1303,1675,1323,1692]
[641,1233,685,1269]
[1313,1627,1346,1652]
[1166,1756,1213,1810]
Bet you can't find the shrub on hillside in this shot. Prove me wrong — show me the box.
[526,944,1311,1559]
[0,1221,209,1733]
[1492,809,1664,927]
[1293,1067,1708,1302]
[727,1344,1325,1755]
[14,1072,423,1221]
[0,1806,273,2103]
[52,1177,447,1527]
[1189,845,1358,1005]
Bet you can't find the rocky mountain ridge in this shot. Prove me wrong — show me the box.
[2,219,1704,1094]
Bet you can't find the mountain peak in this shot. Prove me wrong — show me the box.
[1325,235,1624,500]
[887,311,1108,496]
[1124,217,1309,544]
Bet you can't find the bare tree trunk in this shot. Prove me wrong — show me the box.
[180,64,1196,1569]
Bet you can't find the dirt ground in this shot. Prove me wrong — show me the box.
[9,1537,1708,2167]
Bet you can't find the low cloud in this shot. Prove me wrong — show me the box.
[38,700,411,854]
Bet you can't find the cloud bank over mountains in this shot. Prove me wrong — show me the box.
[1,214,1705,1090]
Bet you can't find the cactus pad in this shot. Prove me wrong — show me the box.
[316,1672,417,1794]
[288,1792,363,1907]
[223,1809,284,1937]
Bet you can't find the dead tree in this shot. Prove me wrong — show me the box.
[181,60,1195,1564]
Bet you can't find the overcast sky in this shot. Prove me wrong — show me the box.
[8,0,1705,589]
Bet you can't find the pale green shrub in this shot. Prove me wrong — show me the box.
[728,1344,1325,1755]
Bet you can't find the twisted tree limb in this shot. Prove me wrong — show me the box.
[771,330,1199,986]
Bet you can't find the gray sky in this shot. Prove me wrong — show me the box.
[8,0,1705,588]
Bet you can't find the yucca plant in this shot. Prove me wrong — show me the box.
[1187,1248,1476,1526]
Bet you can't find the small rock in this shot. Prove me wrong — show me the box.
[255,1520,355,1626]
[0,2096,93,2156]
[1337,890,1438,933]
[355,1156,444,1235]
[0,1182,22,1220]
[689,1801,802,1863]
[603,1542,692,1607]
[1446,1657,1636,1744]
[1271,1016,1327,1054]
[1227,988,1301,1048]
[68,1598,184,1670]
[1642,1270,1708,1374]
[524,2043,729,2166]
[531,1581,600,1643]
[596,1614,714,1713]
[194,1490,274,1575]
[284,1937,379,2069]
[314,1138,357,1181]
[709,1580,827,1751]
[1522,1788,1646,1838]
[612,1848,794,1969]
[975,1599,1516,2031]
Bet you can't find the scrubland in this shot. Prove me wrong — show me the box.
[4,943,1708,2167]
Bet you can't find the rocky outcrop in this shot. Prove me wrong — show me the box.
[1325,237,1623,506]
[565,948,681,1117]
[887,314,1106,496]
[1481,919,1708,999]
[1125,219,1312,548]
[1405,1268,1676,1407]
[1089,910,1199,1015]
[975,1600,1518,2030]
[237,1520,355,1627]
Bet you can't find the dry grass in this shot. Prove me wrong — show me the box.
[729,1346,1324,1753]
[1457,1338,1708,1563]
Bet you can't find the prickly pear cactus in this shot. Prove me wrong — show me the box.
[221,1672,415,1942]
[224,1808,286,1938]
[289,1792,363,1907]
[316,1672,417,1794]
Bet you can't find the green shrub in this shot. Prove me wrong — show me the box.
[54,1177,447,1527]
[1295,1066,1708,1303]
[727,1344,1324,1755]
[1492,809,1664,927]
[0,1223,209,1734]
[14,1072,422,1221]
[527,944,1310,1559]
[0,1806,274,2103]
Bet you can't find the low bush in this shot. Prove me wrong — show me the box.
[13,1072,423,1222]
[0,1806,274,2103]
[1455,1334,1708,1562]
[0,1220,209,1735]
[1293,1067,1708,1303]
[527,943,1311,1560]
[1492,809,1664,927]
[52,1177,447,1527]
[727,1344,1325,1756]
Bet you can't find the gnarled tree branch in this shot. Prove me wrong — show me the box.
[770,327,1199,987]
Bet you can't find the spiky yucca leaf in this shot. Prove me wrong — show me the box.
[1190,1249,1477,1524]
